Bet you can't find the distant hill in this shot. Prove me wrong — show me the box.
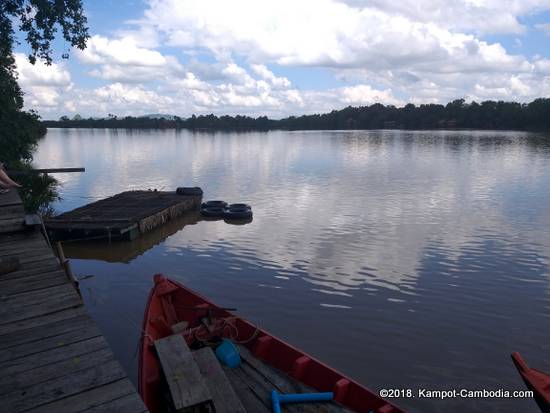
[139,114,181,120]
[43,98,550,131]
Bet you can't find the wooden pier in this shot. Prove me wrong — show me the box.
[0,190,148,412]
[45,190,202,242]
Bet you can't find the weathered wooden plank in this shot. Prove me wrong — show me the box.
[0,284,80,316]
[0,204,25,216]
[0,235,45,251]
[25,379,140,413]
[1,283,76,305]
[0,292,82,327]
[2,359,127,412]
[0,190,148,413]
[236,345,352,413]
[222,367,272,413]
[29,167,85,174]
[0,217,25,233]
[154,334,212,411]
[0,319,101,362]
[0,313,91,350]
[1,336,108,376]
[0,306,87,335]
[0,271,67,296]
[193,347,246,413]
[0,210,26,221]
[0,261,63,281]
[0,189,22,207]
[0,230,44,244]
[78,392,148,413]
[0,252,58,265]
[0,347,114,395]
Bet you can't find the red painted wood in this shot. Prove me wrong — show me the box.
[511,352,550,413]
[139,274,407,413]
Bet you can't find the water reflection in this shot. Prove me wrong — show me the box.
[63,211,202,262]
[35,128,550,413]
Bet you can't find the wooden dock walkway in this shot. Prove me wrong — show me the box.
[45,190,202,242]
[0,190,148,412]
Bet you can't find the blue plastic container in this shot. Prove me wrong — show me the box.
[215,339,241,368]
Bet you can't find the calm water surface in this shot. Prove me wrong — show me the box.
[35,129,550,413]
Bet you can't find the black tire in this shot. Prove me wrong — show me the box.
[224,209,253,220]
[201,207,226,217]
[202,200,227,208]
[176,187,203,196]
[224,217,253,225]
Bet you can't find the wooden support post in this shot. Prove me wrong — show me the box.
[56,241,80,296]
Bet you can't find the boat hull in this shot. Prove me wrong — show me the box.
[511,352,550,413]
[139,274,405,413]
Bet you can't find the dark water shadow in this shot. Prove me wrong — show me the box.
[63,211,202,263]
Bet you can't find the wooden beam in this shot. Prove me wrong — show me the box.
[7,168,85,175]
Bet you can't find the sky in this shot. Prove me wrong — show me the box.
[12,0,550,120]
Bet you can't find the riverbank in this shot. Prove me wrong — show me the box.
[42,98,550,132]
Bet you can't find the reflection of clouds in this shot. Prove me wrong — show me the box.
[35,129,550,294]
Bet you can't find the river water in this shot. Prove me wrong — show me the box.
[35,128,550,413]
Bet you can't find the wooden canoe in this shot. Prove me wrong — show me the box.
[139,274,406,413]
[511,352,550,413]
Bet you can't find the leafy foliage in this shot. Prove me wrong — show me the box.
[0,0,88,211]
[16,164,60,215]
[2,0,89,64]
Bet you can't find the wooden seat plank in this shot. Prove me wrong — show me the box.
[154,334,212,411]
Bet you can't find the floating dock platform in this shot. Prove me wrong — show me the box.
[0,190,148,412]
[45,190,202,242]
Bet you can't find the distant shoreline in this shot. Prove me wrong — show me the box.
[42,98,550,132]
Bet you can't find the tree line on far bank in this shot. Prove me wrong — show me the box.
[44,98,550,131]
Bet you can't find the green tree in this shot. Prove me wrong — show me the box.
[0,0,89,212]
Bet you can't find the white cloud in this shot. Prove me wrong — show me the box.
[338,84,402,105]
[77,35,183,82]
[14,53,72,110]
[348,0,550,34]
[15,53,71,87]
[78,35,167,66]
[142,0,536,75]
[13,0,550,118]
[251,64,291,88]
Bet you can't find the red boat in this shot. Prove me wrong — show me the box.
[139,274,406,413]
[511,352,550,413]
